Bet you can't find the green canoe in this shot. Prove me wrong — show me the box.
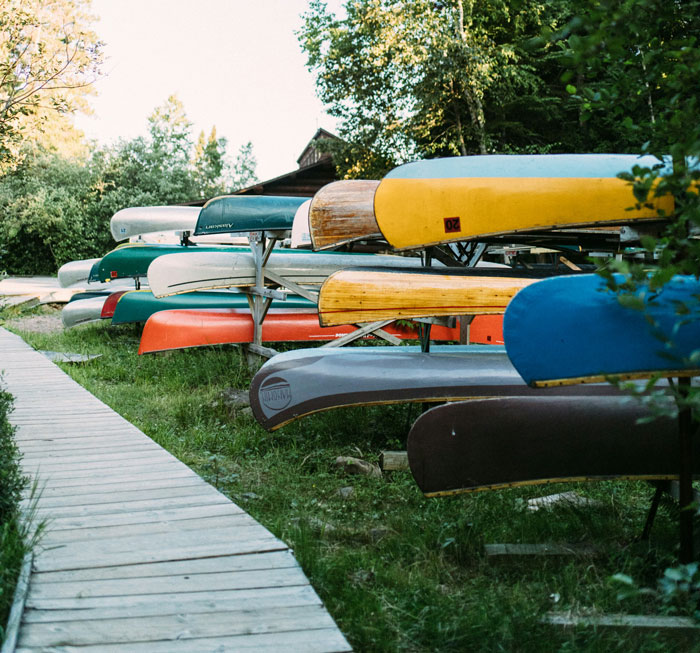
[111,289,316,325]
[194,195,308,236]
[89,243,248,283]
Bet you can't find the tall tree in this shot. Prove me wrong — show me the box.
[0,0,102,170]
[299,0,576,177]
[193,126,228,198]
[229,141,258,191]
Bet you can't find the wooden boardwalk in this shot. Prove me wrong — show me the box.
[0,328,351,652]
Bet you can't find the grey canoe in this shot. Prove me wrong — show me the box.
[248,346,623,431]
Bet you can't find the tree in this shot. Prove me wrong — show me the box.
[193,127,228,198]
[558,0,700,566]
[299,0,577,177]
[0,0,102,170]
[228,141,258,191]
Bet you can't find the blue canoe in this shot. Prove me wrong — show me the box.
[504,273,700,387]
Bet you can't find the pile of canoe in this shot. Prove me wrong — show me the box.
[56,152,699,499]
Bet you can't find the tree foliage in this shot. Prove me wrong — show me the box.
[0,95,258,274]
[300,0,585,177]
[0,0,103,170]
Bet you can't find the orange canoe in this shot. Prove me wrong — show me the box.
[138,308,464,354]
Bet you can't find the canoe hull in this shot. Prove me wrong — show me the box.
[110,290,315,325]
[504,274,700,386]
[61,296,108,328]
[407,397,695,496]
[318,267,537,326]
[110,206,201,241]
[374,154,674,250]
[309,180,381,250]
[194,195,308,235]
[249,348,622,431]
[147,250,427,298]
[138,309,461,355]
[89,243,246,283]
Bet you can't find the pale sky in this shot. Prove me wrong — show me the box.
[75,0,343,182]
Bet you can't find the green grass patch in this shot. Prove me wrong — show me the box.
[0,375,28,643]
[4,306,698,651]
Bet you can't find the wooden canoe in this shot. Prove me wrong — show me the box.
[408,396,695,496]
[194,195,309,236]
[309,180,382,251]
[147,250,427,298]
[110,290,316,325]
[249,347,622,431]
[58,258,101,287]
[89,243,246,283]
[374,154,674,250]
[61,296,109,328]
[290,199,312,248]
[504,273,700,387]
[110,206,201,241]
[138,308,461,355]
[318,266,550,327]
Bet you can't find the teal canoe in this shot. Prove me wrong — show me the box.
[111,289,316,325]
[89,243,248,283]
[194,195,309,236]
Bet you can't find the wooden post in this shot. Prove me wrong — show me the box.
[677,377,695,563]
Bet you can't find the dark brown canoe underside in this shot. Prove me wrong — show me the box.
[407,397,696,497]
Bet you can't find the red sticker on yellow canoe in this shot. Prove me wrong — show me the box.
[444,217,461,233]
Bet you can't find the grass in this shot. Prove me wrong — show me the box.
[2,304,699,651]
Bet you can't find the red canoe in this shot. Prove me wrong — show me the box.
[138,308,469,354]
[100,290,129,318]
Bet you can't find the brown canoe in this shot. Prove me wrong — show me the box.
[309,180,382,251]
[407,396,690,497]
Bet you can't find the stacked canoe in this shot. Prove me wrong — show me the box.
[56,153,699,502]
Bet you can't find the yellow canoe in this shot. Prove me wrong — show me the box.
[374,154,674,251]
[317,266,538,327]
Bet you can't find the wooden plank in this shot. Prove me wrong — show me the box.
[28,566,309,600]
[30,494,231,519]
[46,502,243,531]
[40,476,205,497]
[44,513,261,544]
[16,627,352,652]
[33,534,286,572]
[380,450,409,471]
[485,543,598,558]
[543,612,700,642]
[31,550,297,583]
[23,584,319,622]
[17,605,337,648]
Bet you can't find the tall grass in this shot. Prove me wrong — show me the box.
[0,379,28,643]
[5,307,698,651]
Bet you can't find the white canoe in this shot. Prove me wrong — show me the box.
[290,200,312,249]
[147,250,429,298]
[57,258,101,287]
[61,296,109,328]
[110,206,201,242]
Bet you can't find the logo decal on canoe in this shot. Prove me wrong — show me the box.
[443,217,461,233]
[260,376,292,411]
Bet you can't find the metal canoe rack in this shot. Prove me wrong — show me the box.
[239,230,405,364]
